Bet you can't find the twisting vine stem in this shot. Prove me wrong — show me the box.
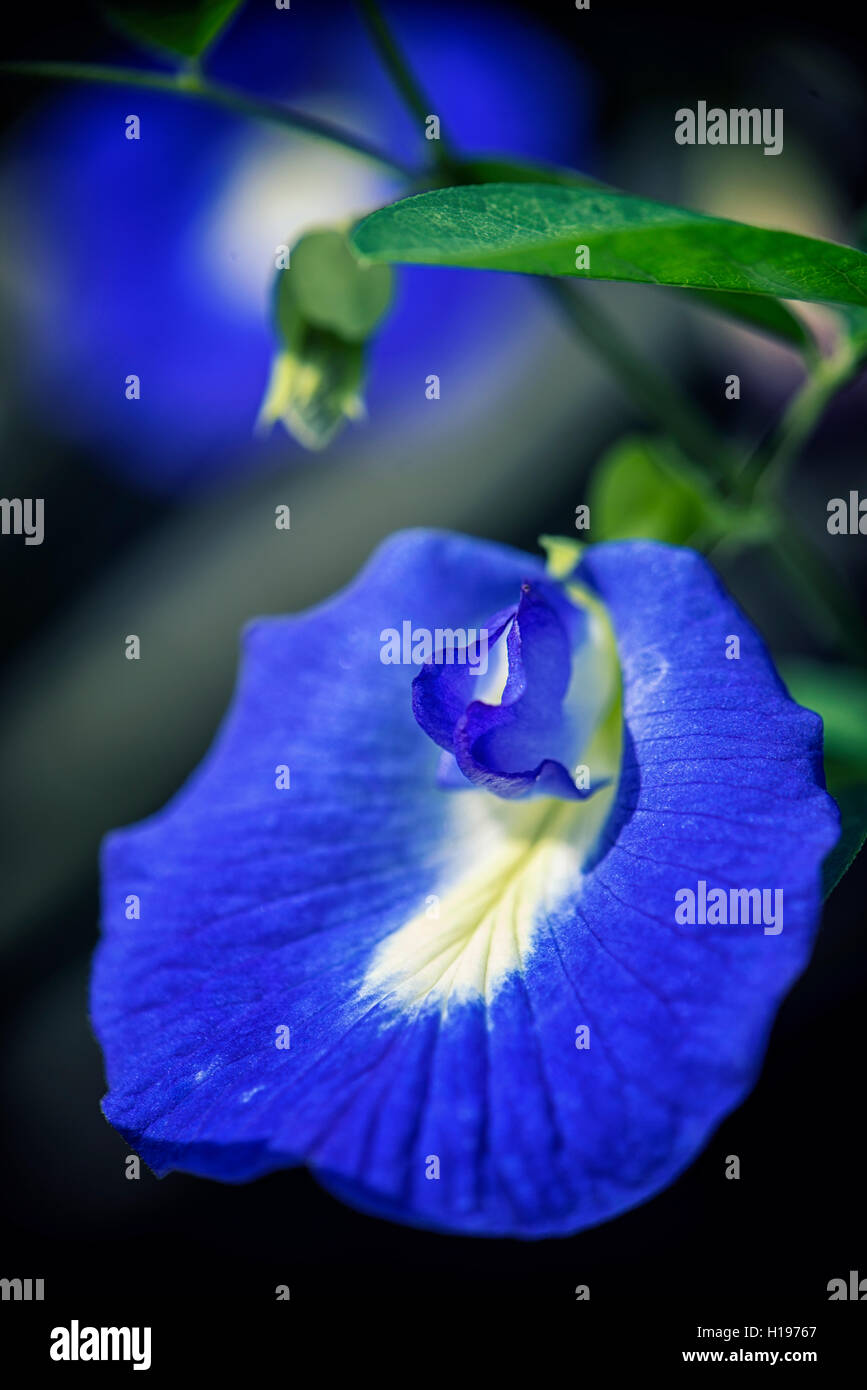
[0,59,417,178]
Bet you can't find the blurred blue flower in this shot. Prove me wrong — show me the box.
[2,4,593,492]
[92,531,838,1237]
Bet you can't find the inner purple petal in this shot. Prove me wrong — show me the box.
[412,578,606,801]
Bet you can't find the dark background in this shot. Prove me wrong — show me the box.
[1,0,865,1329]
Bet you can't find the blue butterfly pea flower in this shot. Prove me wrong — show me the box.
[91,531,838,1236]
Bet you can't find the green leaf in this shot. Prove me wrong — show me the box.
[104,0,243,60]
[830,212,867,361]
[280,229,393,343]
[588,436,723,545]
[440,171,816,354]
[352,184,867,310]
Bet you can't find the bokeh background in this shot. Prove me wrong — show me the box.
[1,0,865,1304]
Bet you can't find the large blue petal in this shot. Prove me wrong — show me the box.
[92,532,838,1236]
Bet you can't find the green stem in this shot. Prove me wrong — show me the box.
[0,60,416,178]
[735,337,862,504]
[723,336,867,661]
[548,279,866,663]
[356,1,456,170]
[544,280,733,482]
